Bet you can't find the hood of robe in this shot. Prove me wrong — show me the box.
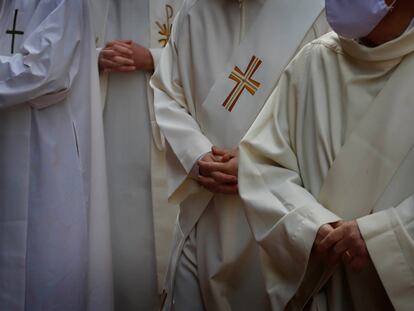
[340,26,414,62]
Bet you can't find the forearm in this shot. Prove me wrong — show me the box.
[151,40,212,173]
[154,89,213,173]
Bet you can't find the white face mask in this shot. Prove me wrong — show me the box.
[325,0,397,39]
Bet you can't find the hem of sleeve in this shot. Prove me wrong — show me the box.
[96,47,102,57]
[262,204,340,309]
[179,141,213,174]
[358,209,414,311]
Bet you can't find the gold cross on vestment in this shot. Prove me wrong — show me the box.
[223,55,262,112]
[6,9,24,54]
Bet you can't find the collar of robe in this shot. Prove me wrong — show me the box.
[339,27,414,62]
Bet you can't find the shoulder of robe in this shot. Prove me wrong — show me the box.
[178,0,203,17]
[174,0,216,27]
[309,32,344,56]
[169,0,203,46]
[280,32,342,90]
[289,32,344,72]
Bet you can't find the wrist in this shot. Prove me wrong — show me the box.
[142,48,154,72]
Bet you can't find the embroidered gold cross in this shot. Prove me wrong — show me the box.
[156,5,174,47]
[223,56,262,112]
[6,9,24,54]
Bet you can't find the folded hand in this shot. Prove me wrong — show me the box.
[197,147,239,194]
[315,220,370,271]
[99,40,136,72]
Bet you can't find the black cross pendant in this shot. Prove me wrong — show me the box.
[6,9,24,54]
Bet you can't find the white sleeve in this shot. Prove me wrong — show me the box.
[150,9,212,200]
[357,196,414,310]
[239,49,339,309]
[0,0,82,109]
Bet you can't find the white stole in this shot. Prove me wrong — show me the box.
[318,52,414,220]
[200,0,324,148]
[176,0,325,274]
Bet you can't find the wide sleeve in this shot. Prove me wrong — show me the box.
[238,48,339,309]
[357,196,414,311]
[0,0,82,109]
[150,8,213,201]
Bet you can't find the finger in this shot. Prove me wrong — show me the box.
[113,55,135,65]
[349,239,369,261]
[319,226,346,252]
[198,161,230,175]
[115,39,133,45]
[100,49,119,59]
[215,183,239,194]
[211,146,228,157]
[109,66,136,72]
[106,40,132,48]
[333,238,349,255]
[99,58,121,70]
[197,176,219,191]
[319,224,334,237]
[331,220,344,229]
[211,171,238,184]
[315,224,333,245]
[221,154,233,163]
[112,44,133,56]
[341,250,353,265]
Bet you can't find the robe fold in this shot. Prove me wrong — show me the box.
[151,0,330,309]
[0,0,113,310]
[239,30,414,310]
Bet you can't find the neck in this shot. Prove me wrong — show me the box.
[362,0,414,46]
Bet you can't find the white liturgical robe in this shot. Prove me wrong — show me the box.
[0,0,112,310]
[90,0,182,309]
[239,30,414,310]
[151,0,330,309]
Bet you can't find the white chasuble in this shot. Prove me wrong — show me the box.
[151,0,330,309]
[239,30,414,310]
[90,0,182,309]
[0,0,112,310]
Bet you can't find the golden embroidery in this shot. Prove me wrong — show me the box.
[156,4,174,47]
[223,56,262,112]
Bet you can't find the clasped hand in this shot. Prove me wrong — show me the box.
[99,40,154,73]
[197,147,239,194]
[313,220,370,271]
